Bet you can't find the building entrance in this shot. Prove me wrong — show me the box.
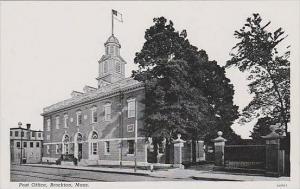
[74,133,83,161]
[78,143,82,161]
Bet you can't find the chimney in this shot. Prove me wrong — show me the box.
[26,123,31,130]
[18,122,22,128]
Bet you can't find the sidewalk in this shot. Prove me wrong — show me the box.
[149,168,290,181]
[23,163,290,181]
[23,163,150,176]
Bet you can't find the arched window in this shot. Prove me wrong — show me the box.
[104,62,108,73]
[89,131,98,156]
[63,134,70,143]
[91,131,98,140]
[77,133,83,143]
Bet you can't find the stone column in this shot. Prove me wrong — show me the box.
[262,125,284,177]
[172,134,186,169]
[211,131,227,166]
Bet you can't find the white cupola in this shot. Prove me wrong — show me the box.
[96,35,126,88]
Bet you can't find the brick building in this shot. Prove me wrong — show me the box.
[10,123,43,164]
[41,35,149,166]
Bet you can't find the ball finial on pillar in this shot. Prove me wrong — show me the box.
[217,131,223,137]
[177,133,181,139]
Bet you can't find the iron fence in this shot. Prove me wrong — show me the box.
[224,145,266,170]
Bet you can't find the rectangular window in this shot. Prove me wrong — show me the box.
[109,46,114,55]
[105,141,110,154]
[10,131,12,136]
[158,144,164,154]
[15,131,19,137]
[46,145,50,154]
[105,46,108,55]
[128,140,134,155]
[127,99,136,118]
[36,142,40,148]
[91,108,97,123]
[16,142,20,148]
[115,46,119,56]
[47,119,51,131]
[76,112,82,126]
[56,144,59,154]
[104,104,111,121]
[55,116,60,129]
[38,133,41,138]
[127,124,134,132]
[30,142,34,148]
[23,142,27,148]
[92,143,98,155]
[21,131,24,137]
[31,132,35,138]
[64,115,68,128]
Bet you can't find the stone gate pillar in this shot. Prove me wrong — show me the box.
[211,131,227,166]
[172,134,186,169]
[262,125,284,177]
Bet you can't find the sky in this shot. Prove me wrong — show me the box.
[1,1,299,139]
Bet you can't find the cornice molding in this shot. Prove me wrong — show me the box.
[42,80,144,116]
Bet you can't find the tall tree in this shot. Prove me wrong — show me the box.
[226,13,290,134]
[188,58,240,144]
[133,17,240,162]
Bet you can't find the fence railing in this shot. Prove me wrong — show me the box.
[224,145,266,170]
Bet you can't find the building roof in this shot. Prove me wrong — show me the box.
[105,35,120,45]
[10,127,42,132]
[98,54,126,63]
[42,77,144,115]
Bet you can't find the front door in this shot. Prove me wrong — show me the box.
[89,142,99,160]
[78,143,82,161]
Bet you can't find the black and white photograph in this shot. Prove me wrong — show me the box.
[0,1,299,189]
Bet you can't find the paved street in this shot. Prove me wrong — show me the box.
[10,164,192,182]
[10,164,290,182]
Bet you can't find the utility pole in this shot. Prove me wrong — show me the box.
[119,91,124,168]
[134,100,138,172]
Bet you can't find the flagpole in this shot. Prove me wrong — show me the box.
[111,10,114,35]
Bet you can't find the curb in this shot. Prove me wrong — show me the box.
[190,176,242,181]
[21,164,150,177]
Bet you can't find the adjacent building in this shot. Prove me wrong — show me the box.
[10,123,43,164]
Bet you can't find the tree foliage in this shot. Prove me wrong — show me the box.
[133,17,240,145]
[226,13,290,133]
[250,117,278,144]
